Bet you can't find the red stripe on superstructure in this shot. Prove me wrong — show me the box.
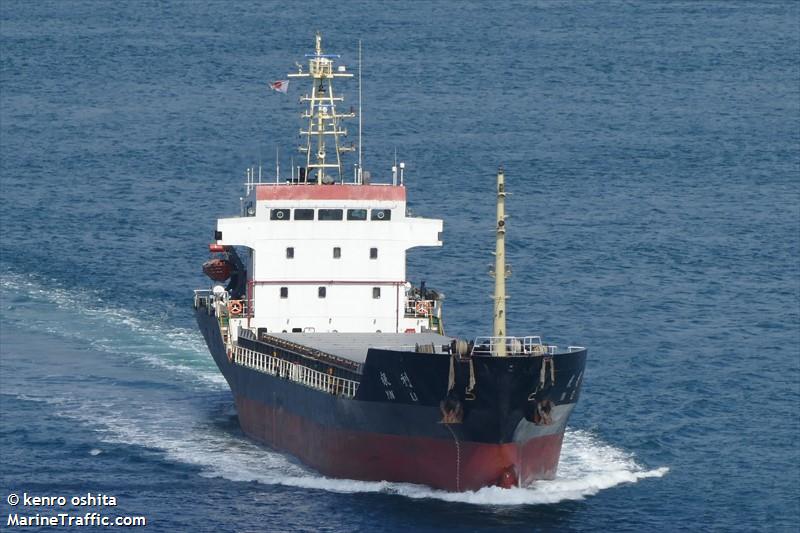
[256,184,406,201]
[235,396,564,491]
[250,280,405,285]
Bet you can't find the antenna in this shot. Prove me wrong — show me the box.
[358,39,363,184]
[289,34,354,184]
[392,148,398,185]
[258,148,263,184]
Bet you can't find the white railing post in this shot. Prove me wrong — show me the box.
[232,347,359,398]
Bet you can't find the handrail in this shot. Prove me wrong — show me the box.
[471,336,561,356]
[249,331,362,373]
[404,298,435,318]
[253,182,400,187]
[233,344,359,398]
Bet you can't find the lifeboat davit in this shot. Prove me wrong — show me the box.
[203,258,232,281]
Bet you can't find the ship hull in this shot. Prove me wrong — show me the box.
[235,394,565,490]
[196,308,586,491]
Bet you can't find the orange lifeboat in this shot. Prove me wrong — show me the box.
[202,258,232,281]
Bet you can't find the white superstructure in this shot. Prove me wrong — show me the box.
[209,34,444,337]
[216,183,442,334]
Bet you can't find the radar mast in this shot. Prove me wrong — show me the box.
[288,33,354,184]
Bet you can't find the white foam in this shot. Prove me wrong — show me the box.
[9,387,667,506]
[188,429,668,505]
[0,271,224,387]
[265,429,669,505]
[83,400,668,505]
[2,271,669,505]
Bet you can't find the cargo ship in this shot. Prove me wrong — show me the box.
[194,34,587,491]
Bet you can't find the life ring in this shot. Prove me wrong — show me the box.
[228,300,243,316]
[415,300,430,316]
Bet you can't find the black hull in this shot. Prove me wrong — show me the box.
[195,306,587,489]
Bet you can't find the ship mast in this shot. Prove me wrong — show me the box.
[288,33,354,184]
[492,167,509,356]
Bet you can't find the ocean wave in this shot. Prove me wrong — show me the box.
[0,270,224,387]
[39,391,668,506]
[131,419,668,505]
[269,429,669,505]
[2,272,667,506]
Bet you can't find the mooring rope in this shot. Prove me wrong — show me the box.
[448,353,456,392]
[538,357,547,389]
[538,357,557,390]
[468,357,476,393]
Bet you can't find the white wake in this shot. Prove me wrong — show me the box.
[16,391,667,506]
[2,271,668,505]
[0,271,224,387]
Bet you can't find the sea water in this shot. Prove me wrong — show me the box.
[1,1,798,531]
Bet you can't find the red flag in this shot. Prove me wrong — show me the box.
[269,80,289,94]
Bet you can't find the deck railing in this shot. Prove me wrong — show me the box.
[193,289,213,309]
[470,336,584,356]
[404,299,435,318]
[234,345,359,398]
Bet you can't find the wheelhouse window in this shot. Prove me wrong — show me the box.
[294,208,314,220]
[270,209,290,220]
[370,247,378,259]
[280,287,288,298]
[333,247,341,259]
[286,247,294,259]
[347,209,367,220]
[372,287,381,299]
[319,209,343,221]
[371,209,391,221]
[318,286,327,298]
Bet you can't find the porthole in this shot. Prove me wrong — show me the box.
[271,209,290,220]
[371,209,391,221]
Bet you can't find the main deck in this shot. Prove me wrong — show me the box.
[268,331,454,363]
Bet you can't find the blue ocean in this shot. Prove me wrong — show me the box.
[1,1,798,531]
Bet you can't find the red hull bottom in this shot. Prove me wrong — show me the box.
[236,396,565,491]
